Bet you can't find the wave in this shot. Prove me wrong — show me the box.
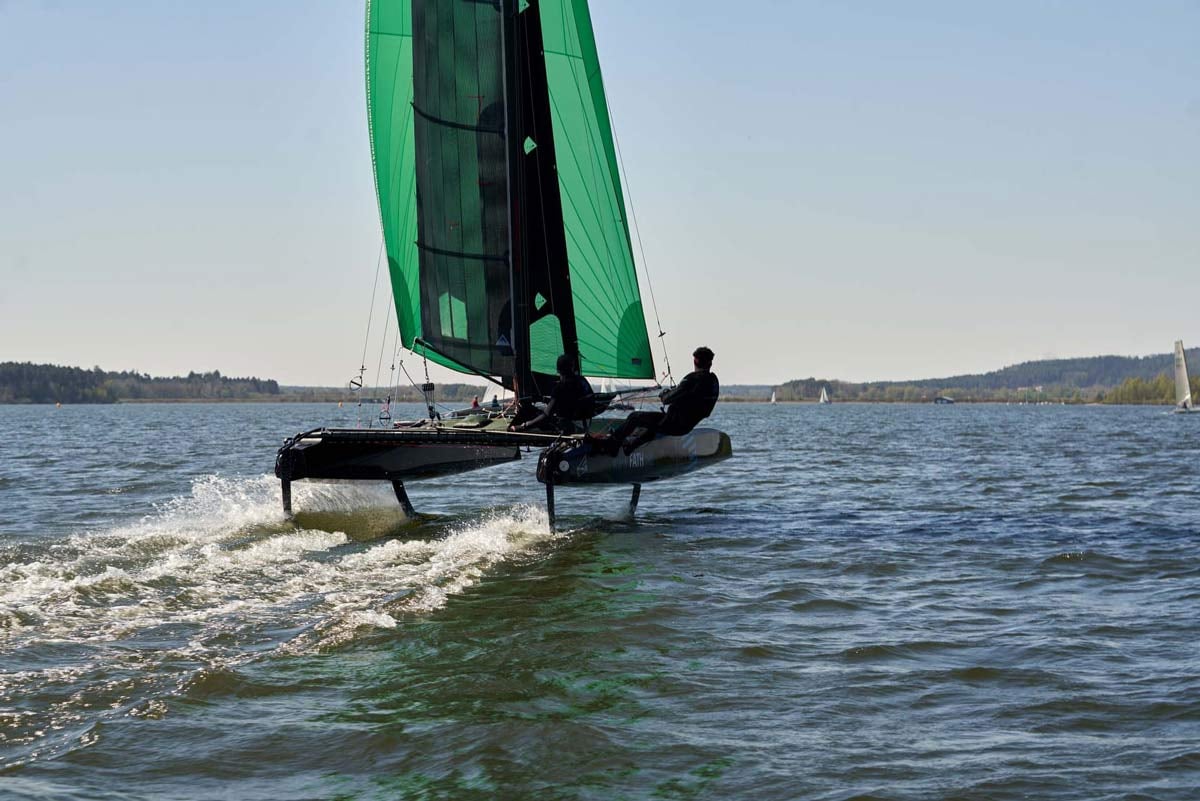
[1,474,559,651]
[837,639,969,662]
[0,473,564,766]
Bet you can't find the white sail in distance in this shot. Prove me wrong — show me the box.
[1175,340,1192,410]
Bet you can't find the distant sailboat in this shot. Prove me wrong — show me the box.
[1174,340,1193,413]
[770,390,776,404]
[818,386,831,404]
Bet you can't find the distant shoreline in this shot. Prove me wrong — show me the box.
[3,398,1177,407]
[4,358,1194,406]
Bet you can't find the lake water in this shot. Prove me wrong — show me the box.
[1,402,1197,800]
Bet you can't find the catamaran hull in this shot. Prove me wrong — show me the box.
[273,427,525,517]
[534,427,732,528]
[275,429,521,483]
[537,428,733,486]
[273,424,733,527]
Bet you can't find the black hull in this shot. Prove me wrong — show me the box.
[275,428,524,483]
[537,428,733,486]
[273,423,733,529]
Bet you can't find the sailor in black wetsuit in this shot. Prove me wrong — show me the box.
[602,346,720,455]
[510,354,595,434]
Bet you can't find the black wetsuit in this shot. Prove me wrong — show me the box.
[607,370,719,453]
[518,374,595,433]
[658,371,720,435]
[550,374,596,425]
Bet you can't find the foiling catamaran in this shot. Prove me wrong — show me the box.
[274,0,732,529]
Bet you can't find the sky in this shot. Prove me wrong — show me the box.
[2,0,1198,387]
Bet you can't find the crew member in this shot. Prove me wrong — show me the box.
[510,354,595,434]
[600,346,719,455]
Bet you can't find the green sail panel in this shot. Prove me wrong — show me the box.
[366,1,421,360]
[538,0,654,379]
[366,0,513,378]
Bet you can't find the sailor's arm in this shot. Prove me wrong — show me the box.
[660,373,698,406]
[511,398,556,431]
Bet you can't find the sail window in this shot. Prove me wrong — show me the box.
[529,313,565,375]
[439,292,468,340]
[523,136,538,154]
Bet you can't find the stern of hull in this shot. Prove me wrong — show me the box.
[537,427,732,486]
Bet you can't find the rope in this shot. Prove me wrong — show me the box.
[421,351,439,421]
[353,241,387,426]
[395,355,465,417]
[358,240,385,376]
[369,298,394,428]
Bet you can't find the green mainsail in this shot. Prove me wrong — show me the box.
[365,0,654,386]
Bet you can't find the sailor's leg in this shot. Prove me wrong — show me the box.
[545,480,556,532]
[391,480,417,518]
[281,479,293,517]
[622,426,657,456]
[599,411,656,456]
[629,483,642,517]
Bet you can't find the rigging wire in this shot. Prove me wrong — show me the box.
[355,241,387,425]
[389,337,406,401]
[370,296,395,428]
[380,330,402,425]
[356,19,417,425]
[392,341,450,417]
[420,352,439,421]
[395,356,461,417]
[604,94,674,388]
[358,240,386,372]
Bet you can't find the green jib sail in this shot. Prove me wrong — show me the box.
[366,0,654,384]
[539,0,652,380]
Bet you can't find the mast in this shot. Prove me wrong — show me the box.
[504,0,579,399]
[500,0,523,395]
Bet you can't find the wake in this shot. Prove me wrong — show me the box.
[0,473,559,653]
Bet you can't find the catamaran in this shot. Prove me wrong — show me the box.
[1174,340,1193,413]
[274,0,731,528]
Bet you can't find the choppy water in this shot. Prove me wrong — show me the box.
[1,402,1197,800]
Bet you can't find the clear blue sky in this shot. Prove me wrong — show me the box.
[2,1,1198,386]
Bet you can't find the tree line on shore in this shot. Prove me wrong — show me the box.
[0,363,280,403]
[773,374,1199,404]
[0,362,494,405]
[6,351,1197,406]
[774,348,1200,404]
